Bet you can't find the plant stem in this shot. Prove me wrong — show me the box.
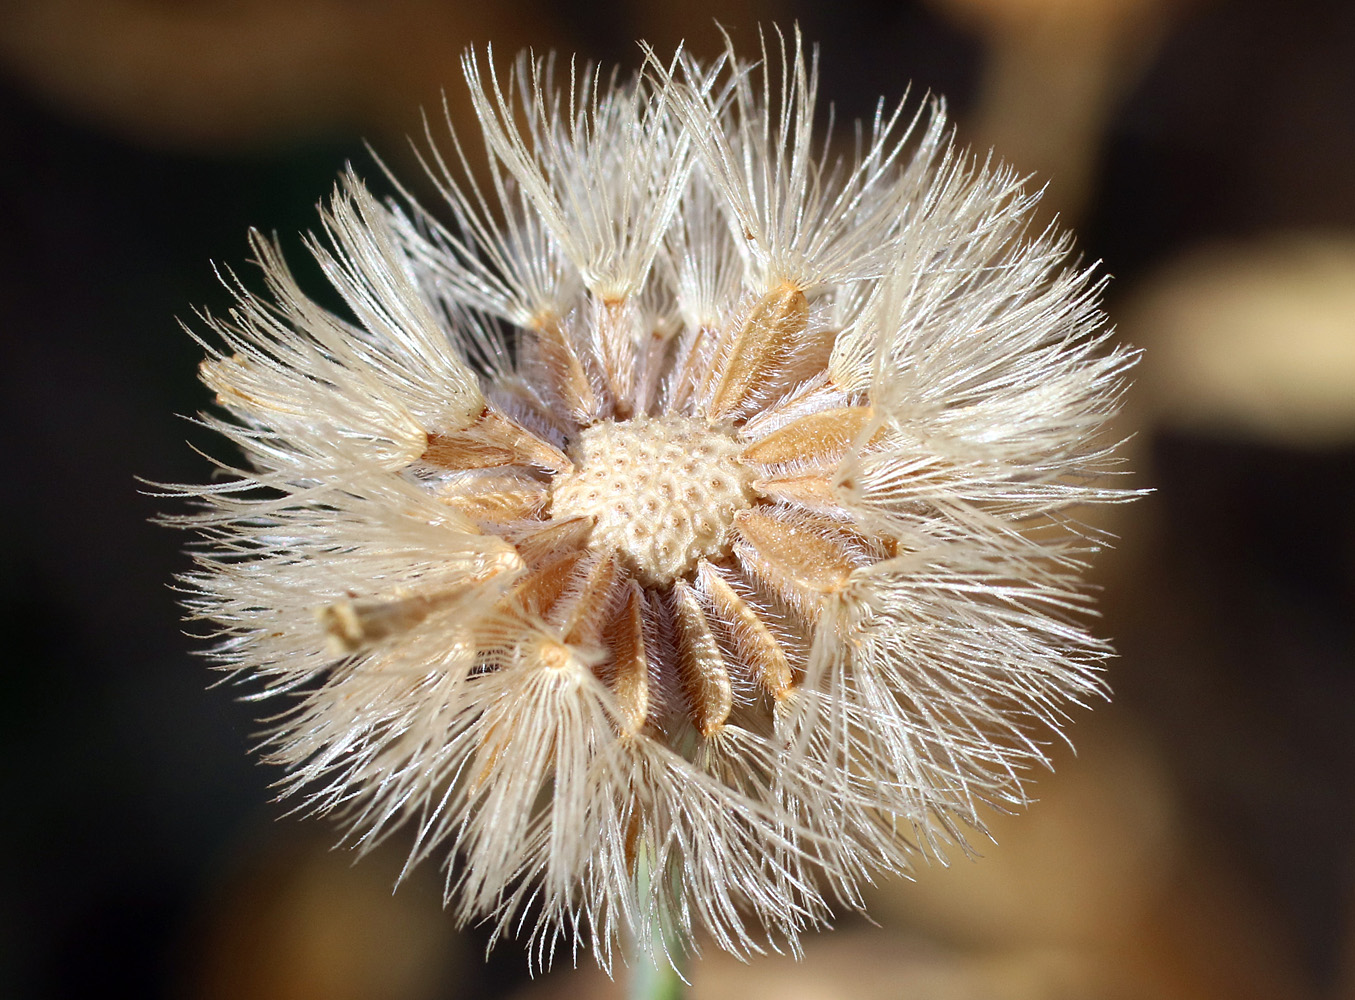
[627,852,685,1000]
[627,946,684,1000]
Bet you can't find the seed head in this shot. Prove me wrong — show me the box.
[170,27,1138,970]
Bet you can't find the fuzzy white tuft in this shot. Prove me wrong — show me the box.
[168,26,1139,971]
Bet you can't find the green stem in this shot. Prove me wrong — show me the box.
[627,853,685,1000]
[626,945,683,1000]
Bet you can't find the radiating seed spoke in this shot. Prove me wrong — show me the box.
[607,581,651,735]
[435,472,550,524]
[706,283,809,420]
[668,327,714,413]
[318,593,439,653]
[317,581,486,654]
[512,516,595,565]
[559,552,625,646]
[671,579,733,736]
[741,405,879,469]
[696,561,795,702]
[508,550,586,621]
[732,507,865,618]
[531,312,601,424]
[752,473,842,511]
[631,327,674,417]
[594,298,637,418]
[422,406,570,472]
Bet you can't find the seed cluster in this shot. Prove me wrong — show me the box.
[175,32,1136,967]
[400,281,882,747]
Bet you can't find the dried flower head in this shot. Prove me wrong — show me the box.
[172,29,1136,969]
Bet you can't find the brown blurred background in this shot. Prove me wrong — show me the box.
[1,1,1353,998]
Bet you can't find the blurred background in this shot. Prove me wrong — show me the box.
[2,1,1353,998]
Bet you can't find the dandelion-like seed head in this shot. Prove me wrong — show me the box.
[171,27,1138,970]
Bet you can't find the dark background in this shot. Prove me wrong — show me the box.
[2,1,1353,997]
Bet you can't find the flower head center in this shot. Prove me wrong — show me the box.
[549,415,755,585]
